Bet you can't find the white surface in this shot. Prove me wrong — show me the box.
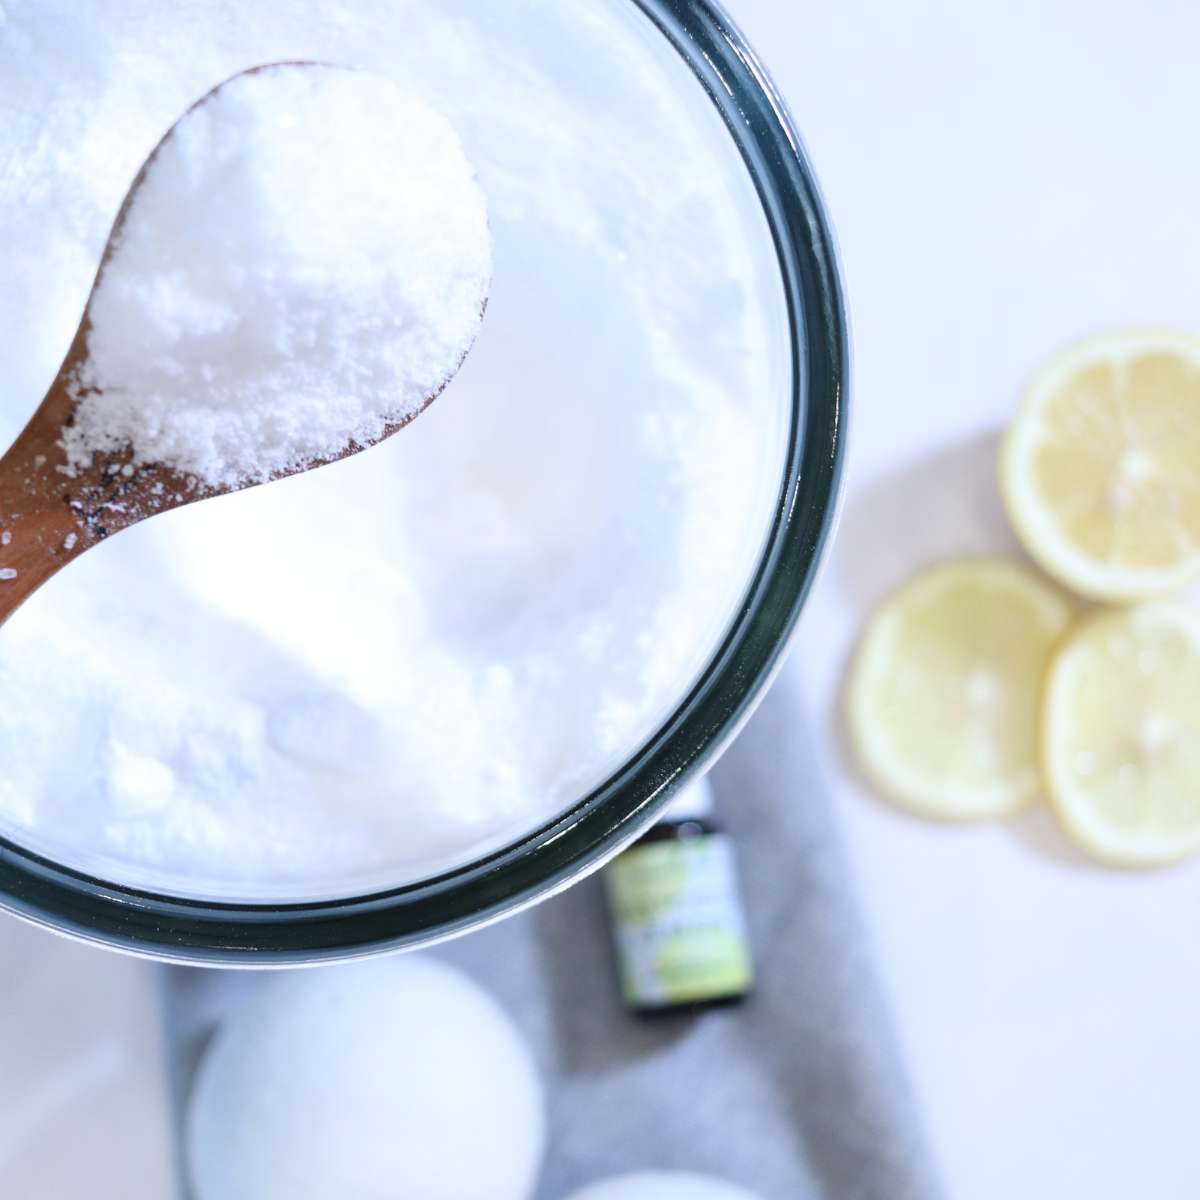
[727,0,1200,1196]
[2,6,1197,1199]
[0,914,175,1198]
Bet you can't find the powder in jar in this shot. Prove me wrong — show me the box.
[0,0,786,899]
[63,65,490,488]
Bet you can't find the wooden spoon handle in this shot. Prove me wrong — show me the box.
[0,418,89,628]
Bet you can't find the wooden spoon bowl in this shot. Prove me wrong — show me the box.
[0,62,482,627]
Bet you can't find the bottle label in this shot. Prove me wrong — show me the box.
[604,832,753,1009]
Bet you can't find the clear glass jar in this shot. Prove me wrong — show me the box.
[0,0,846,963]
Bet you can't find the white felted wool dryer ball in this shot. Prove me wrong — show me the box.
[187,956,544,1200]
[564,1173,764,1200]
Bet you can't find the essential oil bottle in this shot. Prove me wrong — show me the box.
[603,775,754,1016]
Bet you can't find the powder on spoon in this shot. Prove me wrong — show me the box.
[62,65,491,488]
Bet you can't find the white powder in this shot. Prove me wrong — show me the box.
[63,66,490,488]
[0,0,786,900]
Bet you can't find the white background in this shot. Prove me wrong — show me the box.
[729,0,1200,1196]
[2,3,1199,1198]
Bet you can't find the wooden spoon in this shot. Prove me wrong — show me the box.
[0,62,482,627]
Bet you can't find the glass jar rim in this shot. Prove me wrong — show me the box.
[0,0,847,964]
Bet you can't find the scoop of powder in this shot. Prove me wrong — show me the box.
[62,65,491,488]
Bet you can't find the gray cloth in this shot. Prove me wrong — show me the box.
[167,675,943,1199]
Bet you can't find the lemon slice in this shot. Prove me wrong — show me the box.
[847,559,1071,820]
[1000,329,1200,603]
[1042,603,1200,866]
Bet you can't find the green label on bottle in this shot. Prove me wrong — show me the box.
[604,833,753,1009]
